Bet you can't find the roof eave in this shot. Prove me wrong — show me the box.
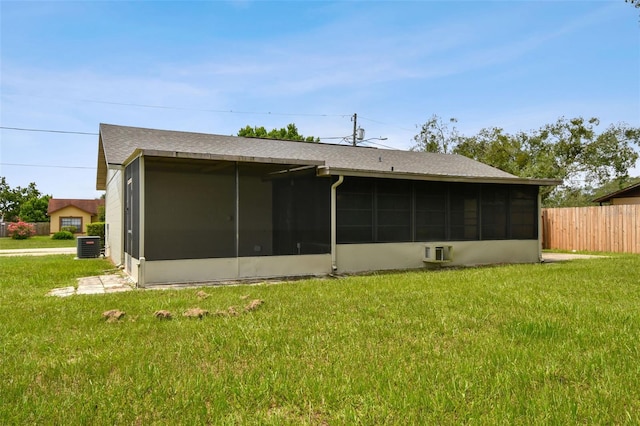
[96,133,107,191]
[122,148,326,168]
[316,166,562,186]
[592,182,640,203]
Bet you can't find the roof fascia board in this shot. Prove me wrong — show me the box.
[48,202,98,215]
[122,149,144,167]
[96,134,108,190]
[316,166,562,186]
[122,148,325,168]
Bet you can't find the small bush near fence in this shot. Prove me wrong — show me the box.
[0,222,50,238]
[7,222,36,240]
[86,222,105,248]
[52,231,74,240]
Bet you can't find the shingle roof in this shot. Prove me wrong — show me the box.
[592,181,640,204]
[48,198,104,215]
[97,123,559,190]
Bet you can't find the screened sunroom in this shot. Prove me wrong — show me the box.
[97,123,558,285]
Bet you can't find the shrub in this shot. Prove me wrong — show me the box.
[8,222,36,240]
[52,231,74,240]
[61,226,78,234]
[86,222,105,248]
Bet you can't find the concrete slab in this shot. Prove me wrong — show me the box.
[0,247,76,257]
[47,274,134,297]
[47,286,75,297]
[542,253,607,263]
[76,287,104,295]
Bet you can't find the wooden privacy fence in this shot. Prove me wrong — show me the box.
[0,222,50,238]
[542,205,640,254]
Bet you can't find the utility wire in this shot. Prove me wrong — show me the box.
[8,93,350,118]
[358,115,415,133]
[0,126,98,135]
[361,139,397,150]
[8,94,422,129]
[0,162,95,170]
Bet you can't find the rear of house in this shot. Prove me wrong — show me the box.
[96,124,559,286]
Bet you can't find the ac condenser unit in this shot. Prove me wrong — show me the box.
[77,236,101,259]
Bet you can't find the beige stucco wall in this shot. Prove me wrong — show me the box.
[134,240,539,285]
[141,254,332,286]
[335,240,540,274]
[105,166,124,265]
[49,206,93,234]
[612,197,640,205]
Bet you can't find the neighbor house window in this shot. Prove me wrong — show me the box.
[60,217,82,232]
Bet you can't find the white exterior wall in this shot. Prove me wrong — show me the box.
[335,240,540,274]
[142,254,332,286]
[105,166,124,266]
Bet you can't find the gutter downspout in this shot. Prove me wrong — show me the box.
[331,175,344,272]
[538,191,543,263]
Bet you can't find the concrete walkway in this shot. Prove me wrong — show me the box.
[48,274,134,297]
[0,247,76,257]
[541,252,607,262]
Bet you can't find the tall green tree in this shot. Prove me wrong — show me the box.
[0,178,51,222]
[238,123,319,142]
[412,115,640,206]
[19,195,51,222]
[1,177,22,222]
[412,115,460,154]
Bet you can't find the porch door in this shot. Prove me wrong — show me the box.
[126,178,133,273]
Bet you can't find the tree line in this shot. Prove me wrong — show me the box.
[2,115,637,223]
[0,177,51,222]
[411,115,640,206]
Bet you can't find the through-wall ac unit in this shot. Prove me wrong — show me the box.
[424,245,453,263]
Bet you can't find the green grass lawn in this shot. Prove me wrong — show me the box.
[0,235,77,249]
[1,254,639,424]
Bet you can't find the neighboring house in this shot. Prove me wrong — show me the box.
[96,123,559,286]
[593,182,640,206]
[48,198,104,234]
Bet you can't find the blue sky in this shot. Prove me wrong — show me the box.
[1,0,639,199]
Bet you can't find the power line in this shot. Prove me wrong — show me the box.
[9,93,351,118]
[0,163,95,170]
[358,115,415,133]
[0,126,98,135]
[360,139,397,150]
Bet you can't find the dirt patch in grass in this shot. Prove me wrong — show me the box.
[153,310,172,320]
[183,308,209,319]
[102,309,126,322]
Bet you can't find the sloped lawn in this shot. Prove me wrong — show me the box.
[1,254,639,424]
